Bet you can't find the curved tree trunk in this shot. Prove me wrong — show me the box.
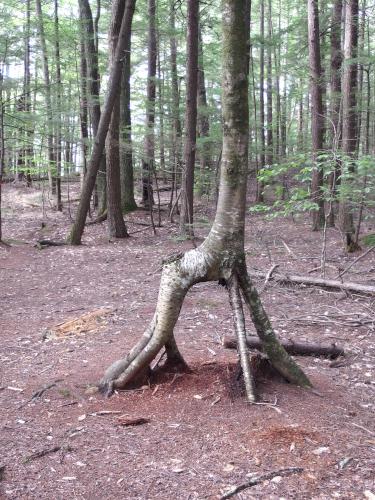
[69,0,136,245]
[100,0,311,398]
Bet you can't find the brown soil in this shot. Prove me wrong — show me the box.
[1,184,374,499]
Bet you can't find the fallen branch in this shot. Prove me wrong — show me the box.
[223,336,344,359]
[86,211,107,225]
[116,416,150,427]
[24,445,72,463]
[35,240,67,249]
[337,246,375,278]
[220,467,304,499]
[250,268,375,296]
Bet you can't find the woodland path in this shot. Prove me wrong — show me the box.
[1,184,374,499]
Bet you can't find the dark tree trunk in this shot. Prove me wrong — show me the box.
[168,0,182,214]
[266,0,273,168]
[79,0,106,215]
[257,0,265,203]
[307,0,325,230]
[142,0,157,208]
[69,0,136,245]
[338,0,360,251]
[106,0,128,238]
[327,0,343,227]
[54,0,63,211]
[120,9,137,213]
[35,0,57,198]
[180,0,199,235]
[196,26,212,197]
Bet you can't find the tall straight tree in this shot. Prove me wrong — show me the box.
[106,0,128,238]
[35,0,58,204]
[79,0,106,215]
[100,0,311,398]
[142,0,157,207]
[328,0,343,227]
[180,0,199,235]
[120,9,137,213]
[168,0,182,214]
[338,0,360,251]
[69,0,136,245]
[257,0,265,202]
[266,0,273,168]
[54,0,63,211]
[307,0,325,230]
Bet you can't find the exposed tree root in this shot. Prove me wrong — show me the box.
[99,249,312,397]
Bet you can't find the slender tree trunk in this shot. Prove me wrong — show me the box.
[328,0,343,227]
[338,0,360,251]
[100,0,311,398]
[0,71,4,241]
[257,0,265,203]
[79,36,88,182]
[266,0,273,168]
[54,0,63,211]
[120,8,137,213]
[168,0,182,214]
[180,0,199,236]
[142,0,157,208]
[106,0,128,238]
[69,0,136,245]
[196,26,212,197]
[24,0,33,188]
[307,0,325,230]
[35,0,57,198]
[79,0,106,215]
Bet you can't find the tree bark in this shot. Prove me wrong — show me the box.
[35,0,57,199]
[307,0,325,230]
[54,0,63,211]
[180,0,199,236]
[69,0,136,245]
[106,0,128,238]
[224,336,345,359]
[142,0,157,208]
[257,0,265,203]
[120,13,137,213]
[79,0,106,215]
[338,0,360,252]
[100,0,311,397]
[327,0,343,227]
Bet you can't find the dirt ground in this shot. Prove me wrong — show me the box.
[1,183,374,499]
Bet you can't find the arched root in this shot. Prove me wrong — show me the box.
[228,272,257,402]
[237,263,312,388]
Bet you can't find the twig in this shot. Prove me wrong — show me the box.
[351,422,375,436]
[24,445,72,463]
[260,264,279,293]
[220,467,304,499]
[337,246,375,278]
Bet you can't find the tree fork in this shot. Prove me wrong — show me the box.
[99,0,311,398]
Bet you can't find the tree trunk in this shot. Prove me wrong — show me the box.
[120,9,137,213]
[168,0,182,215]
[54,0,63,211]
[100,0,311,398]
[142,0,157,208]
[266,0,273,168]
[79,0,106,215]
[338,0,360,252]
[35,0,57,199]
[257,0,265,202]
[106,0,128,239]
[307,0,325,230]
[179,0,199,236]
[69,0,136,245]
[327,0,343,227]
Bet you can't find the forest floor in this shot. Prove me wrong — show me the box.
[1,182,375,500]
